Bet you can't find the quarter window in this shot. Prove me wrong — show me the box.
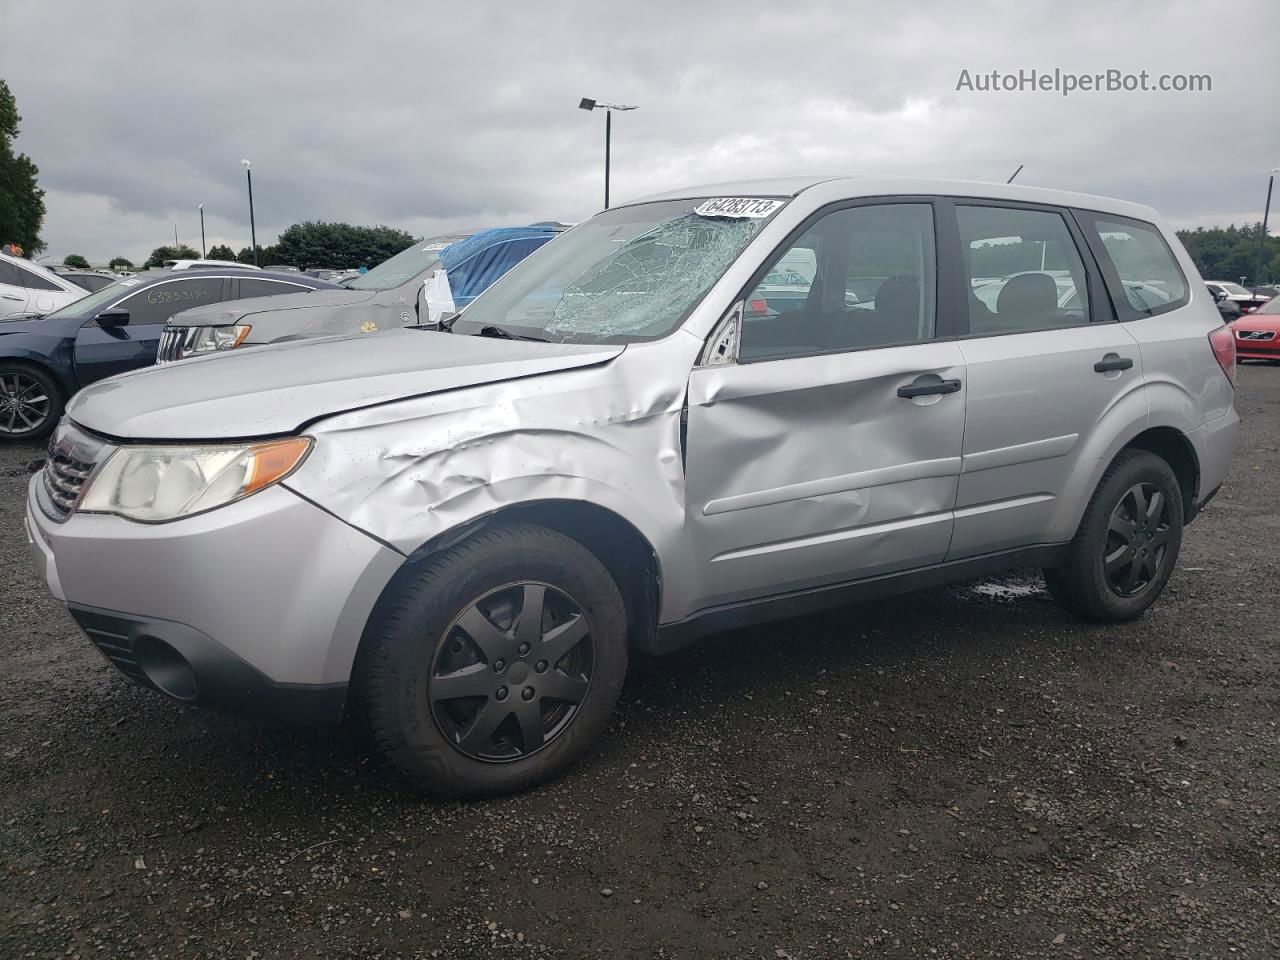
[1087,216,1187,315]
[739,203,937,361]
[957,205,1091,335]
[120,278,224,325]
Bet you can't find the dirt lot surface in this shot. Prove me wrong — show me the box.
[2,366,1277,959]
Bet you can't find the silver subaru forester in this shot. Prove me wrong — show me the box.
[25,177,1238,796]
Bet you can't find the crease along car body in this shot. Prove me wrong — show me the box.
[25,177,1238,796]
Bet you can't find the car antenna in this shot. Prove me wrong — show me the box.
[1006,164,1024,184]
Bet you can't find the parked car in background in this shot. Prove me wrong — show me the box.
[1,251,86,320]
[1209,285,1242,320]
[155,225,564,363]
[25,178,1236,797]
[1232,293,1280,361]
[1205,280,1269,313]
[57,271,119,293]
[0,268,339,440]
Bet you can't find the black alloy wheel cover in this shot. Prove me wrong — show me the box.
[1104,481,1172,598]
[428,581,595,762]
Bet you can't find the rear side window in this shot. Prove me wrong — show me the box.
[0,260,19,287]
[957,204,1091,335]
[1081,215,1187,319]
[238,278,309,298]
[17,267,61,291]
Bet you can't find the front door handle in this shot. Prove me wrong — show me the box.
[898,377,962,399]
[1094,354,1134,373]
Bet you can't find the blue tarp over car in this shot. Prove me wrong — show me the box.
[439,225,561,307]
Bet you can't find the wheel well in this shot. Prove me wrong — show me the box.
[1123,427,1199,520]
[0,358,66,394]
[397,501,662,652]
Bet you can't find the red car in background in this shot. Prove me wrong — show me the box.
[1233,293,1280,361]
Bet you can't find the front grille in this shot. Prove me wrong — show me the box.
[42,448,95,519]
[40,422,106,521]
[156,326,186,363]
[1236,329,1276,341]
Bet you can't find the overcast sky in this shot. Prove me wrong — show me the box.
[3,0,1277,264]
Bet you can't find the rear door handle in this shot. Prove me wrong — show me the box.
[898,377,962,399]
[2,294,25,301]
[1094,354,1134,373]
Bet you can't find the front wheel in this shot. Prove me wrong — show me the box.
[1044,449,1184,622]
[0,363,63,442]
[357,523,629,797]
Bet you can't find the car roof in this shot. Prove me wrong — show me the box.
[626,176,1162,222]
[162,258,262,271]
[127,269,340,288]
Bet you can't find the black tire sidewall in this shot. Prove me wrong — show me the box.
[360,524,629,797]
[0,363,63,442]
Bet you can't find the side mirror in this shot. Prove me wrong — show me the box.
[96,308,130,327]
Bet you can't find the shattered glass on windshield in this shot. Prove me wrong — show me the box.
[450,198,783,344]
[546,215,764,338]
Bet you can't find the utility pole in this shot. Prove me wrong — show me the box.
[578,98,639,210]
[1251,168,1277,296]
[241,159,258,266]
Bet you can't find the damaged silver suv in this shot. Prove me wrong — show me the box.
[26,177,1238,796]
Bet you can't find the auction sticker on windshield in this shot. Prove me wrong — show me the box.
[694,197,785,219]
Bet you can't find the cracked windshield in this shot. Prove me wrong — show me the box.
[450,198,784,342]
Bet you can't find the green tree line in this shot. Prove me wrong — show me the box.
[1175,224,1280,285]
[142,222,417,271]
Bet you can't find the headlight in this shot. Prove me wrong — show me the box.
[179,324,253,357]
[78,437,312,522]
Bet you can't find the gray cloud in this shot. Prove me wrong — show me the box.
[3,0,1277,264]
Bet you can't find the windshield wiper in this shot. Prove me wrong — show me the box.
[477,324,549,342]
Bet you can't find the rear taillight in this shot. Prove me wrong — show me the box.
[1209,326,1236,385]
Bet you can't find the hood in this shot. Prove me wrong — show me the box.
[171,287,376,327]
[66,328,624,440]
[0,312,85,338]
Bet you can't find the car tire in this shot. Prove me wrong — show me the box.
[1044,449,1183,623]
[0,362,63,442]
[357,523,628,797]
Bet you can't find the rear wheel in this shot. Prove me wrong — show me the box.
[0,363,63,442]
[1044,449,1183,622]
[357,523,628,797]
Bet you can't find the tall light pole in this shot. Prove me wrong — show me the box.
[241,158,258,266]
[1252,167,1278,297]
[578,98,638,210]
[198,203,206,258]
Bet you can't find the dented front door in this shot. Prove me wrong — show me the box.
[683,340,967,611]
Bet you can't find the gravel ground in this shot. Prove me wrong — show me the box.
[2,366,1277,960]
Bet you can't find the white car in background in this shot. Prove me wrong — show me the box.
[0,251,86,320]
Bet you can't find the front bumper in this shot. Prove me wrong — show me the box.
[1234,328,1279,359]
[25,477,404,724]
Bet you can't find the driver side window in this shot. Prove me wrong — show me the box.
[739,203,937,362]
